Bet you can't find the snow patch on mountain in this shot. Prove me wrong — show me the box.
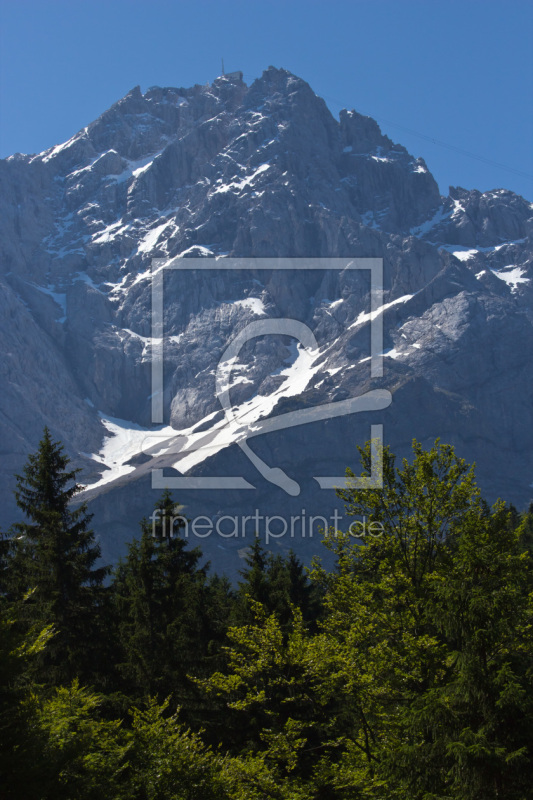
[87,414,177,489]
[410,205,450,237]
[112,149,167,185]
[349,294,414,329]
[212,163,271,195]
[491,266,530,291]
[138,220,176,254]
[231,298,267,315]
[175,341,322,475]
[38,127,88,163]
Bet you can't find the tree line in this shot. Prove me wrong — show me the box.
[1,428,532,799]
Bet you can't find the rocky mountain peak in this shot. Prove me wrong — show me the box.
[0,67,532,571]
[339,108,393,153]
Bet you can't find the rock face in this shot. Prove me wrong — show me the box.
[1,67,532,572]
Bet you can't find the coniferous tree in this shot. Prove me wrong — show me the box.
[517,502,533,557]
[236,538,270,616]
[0,596,54,799]
[0,531,10,600]
[236,540,321,628]
[0,434,532,797]
[7,428,108,684]
[112,491,220,722]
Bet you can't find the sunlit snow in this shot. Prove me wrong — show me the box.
[231,298,267,315]
[491,266,530,291]
[86,414,177,489]
[409,205,450,237]
[39,128,88,163]
[137,220,176,254]
[349,295,414,329]
[175,342,322,474]
[212,163,270,195]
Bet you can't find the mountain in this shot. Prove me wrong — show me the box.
[1,67,532,573]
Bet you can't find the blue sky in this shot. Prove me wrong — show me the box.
[1,0,531,199]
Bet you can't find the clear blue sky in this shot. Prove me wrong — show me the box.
[1,0,532,199]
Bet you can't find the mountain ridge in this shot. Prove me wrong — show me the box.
[1,66,532,570]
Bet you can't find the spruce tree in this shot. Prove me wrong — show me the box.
[237,537,271,613]
[237,540,320,628]
[112,491,215,720]
[8,427,108,684]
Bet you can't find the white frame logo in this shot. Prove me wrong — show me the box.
[150,257,391,494]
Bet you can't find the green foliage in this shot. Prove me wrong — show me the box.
[0,594,54,797]
[201,440,533,798]
[13,683,227,800]
[313,439,533,799]
[424,502,533,799]
[1,434,532,798]
[126,698,228,800]
[23,682,128,799]
[111,490,230,726]
[333,437,480,586]
[199,604,329,795]
[236,538,321,628]
[6,428,108,684]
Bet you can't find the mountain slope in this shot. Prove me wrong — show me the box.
[1,67,532,569]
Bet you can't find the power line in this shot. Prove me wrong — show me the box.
[320,90,533,182]
[241,73,533,184]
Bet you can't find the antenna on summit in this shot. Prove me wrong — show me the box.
[221,58,225,76]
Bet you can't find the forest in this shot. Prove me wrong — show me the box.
[1,429,532,799]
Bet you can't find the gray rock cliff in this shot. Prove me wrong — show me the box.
[1,67,532,572]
